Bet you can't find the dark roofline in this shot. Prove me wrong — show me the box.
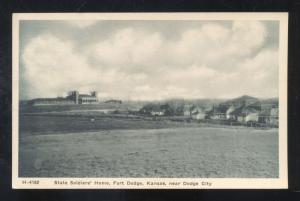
[213,105,229,113]
[30,97,69,101]
[79,94,98,98]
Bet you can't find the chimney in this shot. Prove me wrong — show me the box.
[91,91,97,97]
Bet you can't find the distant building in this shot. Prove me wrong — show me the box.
[228,106,259,122]
[189,106,206,120]
[191,111,206,120]
[183,105,193,116]
[258,107,278,126]
[28,97,74,106]
[67,91,98,104]
[226,105,236,120]
[183,104,205,118]
[139,103,165,116]
[210,104,229,120]
[225,101,261,122]
[245,112,259,123]
[180,95,278,127]
[270,107,279,126]
[150,110,165,116]
[28,90,99,106]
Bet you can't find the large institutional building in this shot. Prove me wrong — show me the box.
[28,91,99,106]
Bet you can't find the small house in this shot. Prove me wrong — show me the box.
[259,107,279,127]
[270,107,279,126]
[229,106,259,123]
[211,104,229,120]
[229,106,244,121]
[226,105,236,120]
[191,107,206,120]
[140,103,164,116]
[258,109,271,124]
[183,105,193,116]
[245,112,259,122]
[150,110,164,116]
[191,111,206,120]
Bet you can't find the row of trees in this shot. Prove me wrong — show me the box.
[139,103,190,116]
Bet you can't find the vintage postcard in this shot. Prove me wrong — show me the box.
[12,13,288,189]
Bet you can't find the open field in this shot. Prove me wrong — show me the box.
[19,115,278,178]
[19,115,197,135]
[20,102,144,113]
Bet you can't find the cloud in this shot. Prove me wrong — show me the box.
[20,21,278,100]
[67,20,97,28]
[88,28,162,66]
[21,34,98,98]
[170,21,267,69]
[86,21,267,72]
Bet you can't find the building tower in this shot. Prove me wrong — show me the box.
[68,91,79,104]
[91,91,97,97]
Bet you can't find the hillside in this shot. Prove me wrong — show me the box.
[223,95,259,106]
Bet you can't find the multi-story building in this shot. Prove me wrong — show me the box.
[28,90,99,106]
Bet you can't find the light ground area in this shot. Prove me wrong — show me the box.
[19,126,278,178]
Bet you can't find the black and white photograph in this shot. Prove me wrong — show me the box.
[12,13,288,189]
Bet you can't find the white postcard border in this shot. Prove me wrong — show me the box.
[12,12,288,189]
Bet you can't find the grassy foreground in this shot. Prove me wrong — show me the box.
[19,119,278,178]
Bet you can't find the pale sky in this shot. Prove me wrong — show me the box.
[20,20,279,100]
